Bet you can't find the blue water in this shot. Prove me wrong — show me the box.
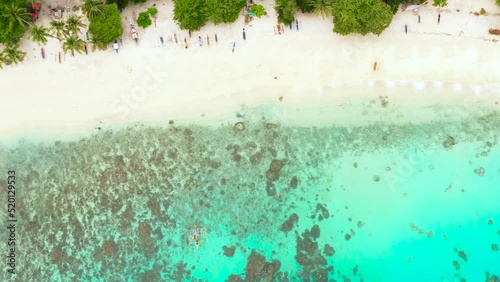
[0,105,499,282]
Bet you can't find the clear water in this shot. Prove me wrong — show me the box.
[1,102,499,282]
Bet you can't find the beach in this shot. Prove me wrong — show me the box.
[1,0,500,281]
[1,0,500,139]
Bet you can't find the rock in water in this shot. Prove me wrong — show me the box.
[223,245,236,257]
[234,122,245,131]
[458,250,468,262]
[443,136,456,149]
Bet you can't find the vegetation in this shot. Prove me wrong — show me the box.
[497,0,500,6]
[332,0,393,36]
[312,0,333,19]
[173,0,208,30]
[88,4,123,46]
[81,0,105,20]
[296,0,314,13]
[250,4,266,18]
[50,20,69,41]
[106,0,130,10]
[0,43,26,65]
[275,0,298,26]
[147,7,158,17]
[63,36,86,56]
[65,15,86,36]
[137,11,152,28]
[207,0,246,24]
[131,0,147,4]
[0,0,32,43]
[27,24,52,46]
[136,7,158,29]
[432,0,447,7]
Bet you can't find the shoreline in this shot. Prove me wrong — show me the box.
[1,0,500,140]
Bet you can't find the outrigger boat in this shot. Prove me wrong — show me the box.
[185,225,208,249]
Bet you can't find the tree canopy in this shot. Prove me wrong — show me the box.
[432,0,447,7]
[205,0,246,25]
[332,0,393,36]
[275,0,298,26]
[0,0,32,44]
[88,3,123,45]
[173,0,208,31]
[172,0,247,30]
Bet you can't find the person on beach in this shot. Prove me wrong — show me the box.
[277,24,281,34]
[113,41,119,53]
[438,13,441,24]
[215,33,218,43]
[296,19,299,31]
[242,28,246,40]
[160,36,164,46]
[232,42,236,53]
[184,38,188,49]
[198,36,203,46]
[405,24,408,34]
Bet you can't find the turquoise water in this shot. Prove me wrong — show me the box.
[1,104,500,282]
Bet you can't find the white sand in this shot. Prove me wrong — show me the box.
[1,0,500,139]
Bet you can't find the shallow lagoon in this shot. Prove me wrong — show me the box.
[1,100,500,282]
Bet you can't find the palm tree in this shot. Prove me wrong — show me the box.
[62,36,86,56]
[27,24,52,46]
[0,3,32,31]
[1,43,26,65]
[312,0,333,19]
[66,15,86,36]
[50,20,69,41]
[0,53,5,69]
[81,0,105,20]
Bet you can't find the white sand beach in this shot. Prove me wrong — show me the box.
[1,0,500,139]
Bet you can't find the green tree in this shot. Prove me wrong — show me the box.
[88,4,123,44]
[131,0,147,3]
[312,0,333,19]
[0,52,5,68]
[332,0,393,36]
[136,11,152,28]
[275,0,298,26]
[27,24,52,46]
[173,0,208,30]
[1,43,26,65]
[66,15,86,36]
[106,0,129,10]
[62,36,86,56]
[432,0,447,7]
[147,7,158,17]
[50,20,69,41]
[497,0,500,6]
[205,0,246,25]
[0,3,32,31]
[89,35,108,51]
[296,0,314,13]
[81,0,105,20]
